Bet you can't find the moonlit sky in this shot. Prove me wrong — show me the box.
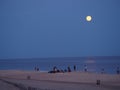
[0,0,120,59]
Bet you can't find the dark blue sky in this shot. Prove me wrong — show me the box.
[0,0,120,59]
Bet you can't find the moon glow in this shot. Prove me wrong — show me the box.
[86,16,92,21]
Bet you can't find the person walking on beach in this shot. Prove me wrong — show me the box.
[37,68,39,71]
[84,65,87,72]
[74,65,76,71]
[116,67,120,74]
[68,66,71,72]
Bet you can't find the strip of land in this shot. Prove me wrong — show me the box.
[0,70,120,90]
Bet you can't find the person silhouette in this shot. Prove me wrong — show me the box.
[68,66,71,72]
[84,65,87,72]
[117,67,119,74]
[74,65,76,71]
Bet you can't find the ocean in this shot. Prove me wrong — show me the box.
[0,56,120,74]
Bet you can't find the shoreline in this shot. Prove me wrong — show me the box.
[0,69,118,75]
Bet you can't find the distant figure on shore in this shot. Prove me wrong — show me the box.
[34,67,39,71]
[116,67,119,74]
[53,66,57,73]
[48,66,64,73]
[37,68,39,71]
[68,66,71,72]
[64,69,67,72]
[74,65,76,71]
[84,65,87,72]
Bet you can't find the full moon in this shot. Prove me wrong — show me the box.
[86,16,92,21]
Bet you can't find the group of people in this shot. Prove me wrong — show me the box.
[48,65,77,73]
[34,65,120,74]
[101,67,120,74]
[34,67,40,71]
[48,65,88,73]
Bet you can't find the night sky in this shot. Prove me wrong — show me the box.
[0,0,120,59]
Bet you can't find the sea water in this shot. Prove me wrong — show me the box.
[0,57,120,74]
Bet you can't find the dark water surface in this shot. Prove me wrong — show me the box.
[0,57,120,74]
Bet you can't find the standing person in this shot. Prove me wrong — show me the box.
[84,65,87,72]
[74,65,76,71]
[117,67,119,74]
[68,66,71,72]
[37,68,39,71]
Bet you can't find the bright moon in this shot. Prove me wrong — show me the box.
[86,16,92,21]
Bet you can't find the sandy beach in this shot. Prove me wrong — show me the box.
[0,70,120,90]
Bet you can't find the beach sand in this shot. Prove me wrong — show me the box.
[0,70,120,90]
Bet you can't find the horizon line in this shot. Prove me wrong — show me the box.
[0,56,120,60]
